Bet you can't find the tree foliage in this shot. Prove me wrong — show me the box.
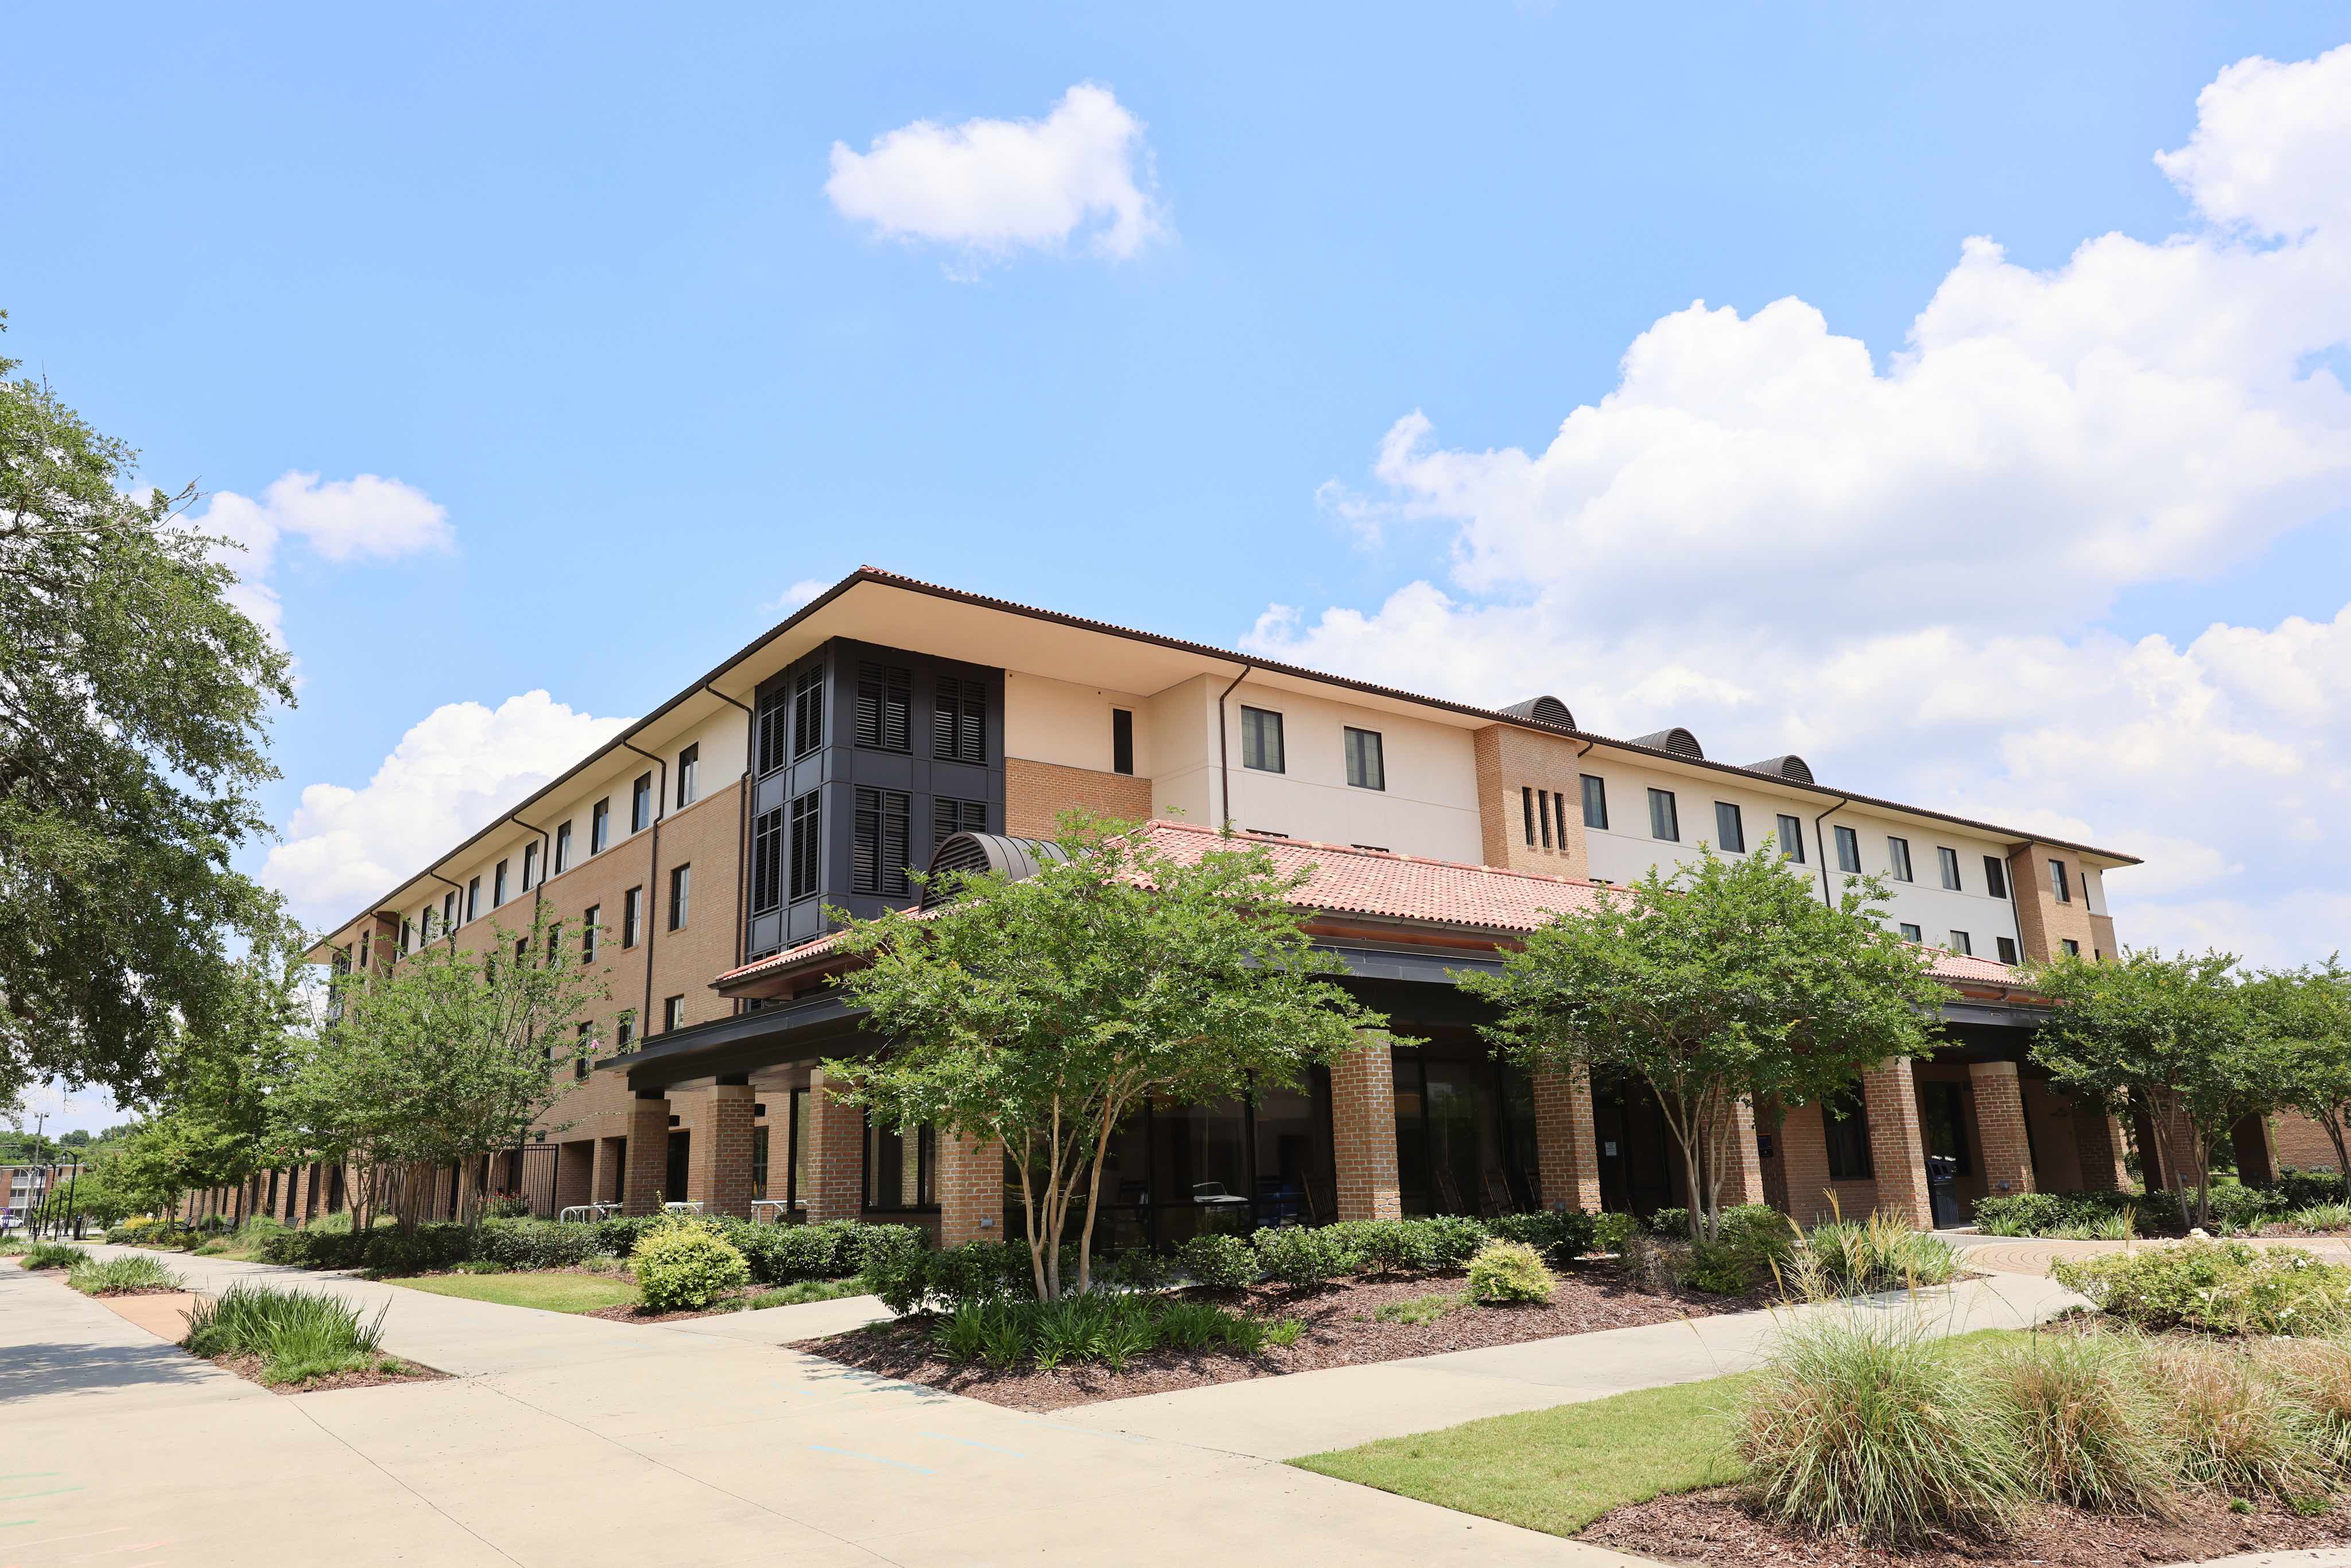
[824,814,1386,1299]
[2248,958,2351,1181]
[1461,839,1952,1241]
[0,312,294,1104]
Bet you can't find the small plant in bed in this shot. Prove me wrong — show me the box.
[2051,1239,2351,1336]
[629,1216,750,1313]
[20,1240,89,1270]
[183,1282,432,1389]
[1466,1241,1555,1305]
[67,1253,186,1296]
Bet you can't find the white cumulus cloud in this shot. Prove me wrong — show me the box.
[189,470,452,643]
[825,83,1167,271]
[1256,44,2351,968]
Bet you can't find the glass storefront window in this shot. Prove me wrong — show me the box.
[1392,1043,1540,1217]
[864,1116,936,1210]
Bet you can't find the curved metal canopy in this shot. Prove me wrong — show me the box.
[918,832,1073,909]
[1742,754,1815,784]
[1499,694,1576,730]
[1628,727,1705,760]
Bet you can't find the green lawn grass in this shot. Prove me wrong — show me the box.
[388,1272,641,1314]
[1291,1328,2025,1539]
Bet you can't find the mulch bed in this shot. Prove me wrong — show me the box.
[79,1284,188,1297]
[1582,1486,2351,1567]
[199,1350,448,1396]
[793,1262,1767,1412]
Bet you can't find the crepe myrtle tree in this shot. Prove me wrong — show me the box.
[2254,958,2351,1191]
[822,813,1388,1301]
[274,902,611,1229]
[2027,947,2271,1229]
[1460,839,1951,1244]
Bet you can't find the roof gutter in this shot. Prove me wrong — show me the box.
[618,740,668,1035]
[1216,662,1254,830]
[1811,794,1850,908]
[421,869,465,946]
[700,681,757,988]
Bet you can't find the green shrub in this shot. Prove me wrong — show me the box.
[1683,1240,1763,1295]
[1466,1240,1554,1305]
[1988,1333,2176,1513]
[67,1254,186,1296]
[629,1220,750,1312]
[1798,1212,1961,1296]
[2273,1169,2351,1208]
[1253,1224,1360,1288]
[1973,1190,2141,1238]
[1485,1209,1596,1265]
[1645,1206,1691,1239]
[2146,1340,2326,1499]
[1678,1204,1798,1294]
[1741,1312,2028,1545]
[1374,1291,1464,1325]
[106,1216,179,1247]
[2051,1240,2351,1336]
[183,1281,393,1386]
[928,1291,1267,1369]
[1592,1211,1639,1255]
[1336,1219,1437,1276]
[2267,1204,2351,1236]
[1178,1232,1259,1291]
[474,1217,602,1271]
[20,1241,87,1270]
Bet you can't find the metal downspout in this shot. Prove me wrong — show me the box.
[1216,663,1254,830]
[618,740,669,1035]
[1810,795,1851,907]
[700,682,756,998]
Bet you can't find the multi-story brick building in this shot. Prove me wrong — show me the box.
[234,567,2202,1241]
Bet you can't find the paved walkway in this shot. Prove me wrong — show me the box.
[6,1249,1643,1567]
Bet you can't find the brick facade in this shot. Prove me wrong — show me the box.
[1968,1060,2034,1198]
[801,1069,866,1223]
[1861,1057,1934,1227]
[1532,1068,1601,1211]
[2005,841,2097,964]
[2274,1111,2344,1173]
[2070,1102,2131,1191]
[1470,725,1592,880]
[1330,1039,1403,1221]
[690,1082,758,1218]
[622,1094,671,1214]
[1726,1098,1767,1206]
[937,1132,1007,1245]
[1004,757,1153,839]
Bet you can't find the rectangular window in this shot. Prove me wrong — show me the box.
[359,930,370,969]
[554,821,572,875]
[1886,837,1914,882]
[852,786,911,897]
[1522,786,1536,847]
[1581,774,1609,830]
[1984,855,2008,898]
[794,665,824,756]
[668,863,690,931]
[616,1010,635,1050]
[1239,706,1285,773]
[1714,801,1745,853]
[2050,859,2070,902]
[441,891,456,932]
[1647,787,1679,842]
[401,917,413,952]
[1554,790,1570,851]
[465,876,480,922]
[1949,930,1971,956]
[1537,789,1553,848]
[756,685,790,774]
[1824,1090,1874,1181]
[574,1022,592,1080]
[1777,813,1805,863]
[676,743,699,808]
[864,1116,936,1211]
[591,798,610,854]
[546,922,561,963]
[522,841,539,891]
[622,886,643,948]
[631,773,652,833]
[662,995,685,1033]
[1937,846,1961,891]
[788,790,821,901]
[1834,825,1861,873]
[855,662,913,752]
[750,808,783,914]
[1111,708,1135,775]
[932,795,987,847]
[1343,727,1386,791]
[933,675,987,763]
[2062,937,2081,956]
[1997,936,2019,965]
[1899,922,1922,942]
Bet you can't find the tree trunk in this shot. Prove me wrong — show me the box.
[2325,1111,2351,1200]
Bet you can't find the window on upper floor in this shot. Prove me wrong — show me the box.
[401,917,414,953]
[622,886,643,948]
[522,841,539,891]
[546,922,561,964]
[2050,859,2071,902]
[933,796,987,847]
[441,891,456,932]
[1949,930,1972,956]
[616,1010,635,1050]
[1983,855,2007,899]
[751,808,783,915]
[852,786,911,897]
[555,821,572,875]
[1834,825,1861,873]
[1240,706,1285,773]
[662,995,685,1033]
[789,790,821,902]
[592,798,610,854]
[1899,922,1922,942]
[1777,813,1805,863]
[1344,727,1384,791]
[934,676,986,763]
[794,665,824,757]
[583,905,600,964]
[2062,937,2081,956]
[756,685,790,775]
[359,930,371,969]
[465,876,480,922]
[631,773,652,833]
[420,906,436,942]
[668,863,691,930]
[1112,708,1135,775]
[1521,786,1536,847]
[1553,789,1570,850]
[2081,868,2094,906]
[676,743,699,808]
[494,858,510,907]
[1887,837,1914,882]
[574,1022,592,1080]
[1997,936,2019,965]
[1937,846,1961,891]
[855,662,913,752]
[1648,787,1679,842]
[1537,789,1554,848]
[1582,775,1609,831]
[1714,801,1745,853]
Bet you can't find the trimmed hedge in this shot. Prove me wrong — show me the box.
[255,1213,924,1283]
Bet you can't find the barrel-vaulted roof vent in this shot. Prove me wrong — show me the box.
[918,833,1072,909]
[1500,695,1576,730]
[1629,727,1705,760]
[1743,754,1815,785]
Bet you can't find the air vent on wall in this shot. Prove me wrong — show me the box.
[1500,695,1576,729]
[918,832,1074,909]
[1629,727,1705,760]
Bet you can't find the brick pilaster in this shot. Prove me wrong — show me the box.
[2231,1112,2278,1187]
[592,1136,628,1205]
[622,1093,671,1215]
[1532,1067,1602,1212]
[801,1070,867,1223]
[692,1082,758,1218]
[1778,1101,1838,1225]
[1968,1060,2035,1200]
[938,1131,1007,1246]
[1331,1037,1403,1221]
[1725,1097,1767,1206]
[553,1140,595,1213]
[1861,1057,1934,1228]
[2069,1103,2129,1191]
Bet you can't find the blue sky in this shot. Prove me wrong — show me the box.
[8,6,2351,1129]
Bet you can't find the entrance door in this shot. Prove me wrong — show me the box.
[1917,1080,1969,1228]
[1592,1073,1677,1217]
[666,1130,690,1205]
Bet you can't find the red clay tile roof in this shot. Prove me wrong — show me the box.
[712,820,2029,994]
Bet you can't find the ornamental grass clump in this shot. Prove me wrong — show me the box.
[1987,1333,2178,1515]
[1741,1311,2028,1546]
[2143,1340,2329,1501]
[67,1253,186,1297]
[183,1282,398,1386]
[629,1218,750,1313]
[1465,1240,1554,1305]
[2254,1338,2351,1476]
[19,1241,88,1271]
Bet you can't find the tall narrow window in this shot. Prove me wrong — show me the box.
[1581,774,1609,830]
[1111,709,1135,775]
[555,821,573,875]
[1343,727,1385,791]
[1522,786,1537,846]
[662,995,685,1032]
[855,663,912,751]
[465,876,480,922]
[1834,826,1861,873]
[668,863,691,930]
[494,859,510,907]
[359,930,370,969]
[932,796,987,847]
[1984,855,2008,898]
[852,786,911,897]
[616,1010,635,1050]
[1776,813,1805,862]
[1537,789,1553,848]
[788,790,821,901]
[1647,787,1679,843]
[793,665,824,756]
[1824,1090,1874,1181]
[1554,790,1570,850]
[1886,837,1914,882]
[622,886,643,948]
[582,905,600,964]
[441,891,456,932]
[1997,936,2019,964]
[574,1022,592,1080]
[400,917,413,952]
[521,841,540,891]
[1949,930,1971,956]
[1936,846,1960,890]
[631,773,653,833]
[750,808,783,914]
[546,923,561,963]
[676,744,699,808]
[420,907,436,942]
[2050,859,2071,902]
[1239,707,1285,773]
[933,676,986,763]
[1713,801,1745,852]
[756,685,790,774]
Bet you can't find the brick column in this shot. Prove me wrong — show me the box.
[1861,1057,1934,1228]
[622,1092,671,1216]
[1968,1061,2035,1200]
[1725,1098,1767,1206]
[1778,1101,1837,1225]
[2230,1114,2279,1187]
[553,1140,595,1214]
[2070,1105,2129,1191]
[592,1136,628,1205]
[801,1069,867,1223]
[1532,1067,1602,1212]
[938,1132,1006,1246]
[692,1081,758,1218]
[1331,1037,1403,1221]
